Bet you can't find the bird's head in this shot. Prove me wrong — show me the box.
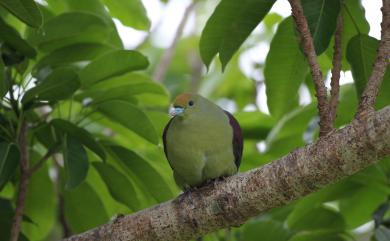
[170,93,200,118]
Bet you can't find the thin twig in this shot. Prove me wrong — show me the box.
[153,1,196,82]
[356,0,390,117]
[28,144,60,175]
[9,121,29,241]
[288,0,331,136]
[329,14,343,126]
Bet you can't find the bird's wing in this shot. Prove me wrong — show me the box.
[223,111,243,168]
[162,117,175,169]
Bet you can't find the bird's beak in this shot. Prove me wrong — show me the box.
[169,106,184,117]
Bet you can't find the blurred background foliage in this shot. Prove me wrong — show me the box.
[0,0,389,241]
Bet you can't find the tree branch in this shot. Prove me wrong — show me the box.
[63,106,390,241]
[153,1,196,82]
[9,121,29,241]
[356,0,390,117]
[27,144,60,176]
[288,0,331,136]
[329,14,343,126]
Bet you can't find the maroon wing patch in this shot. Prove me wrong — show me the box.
[224,111,243,168]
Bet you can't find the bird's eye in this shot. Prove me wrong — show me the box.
[188,100,194,106]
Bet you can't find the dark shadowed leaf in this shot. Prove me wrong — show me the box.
[264,17,308,118]
[102,0,150,30]
[0,58,6,98]
[199,0,276,69]
[0,17,36,58]
[106,145,173,202]
[79,50,149,86]
[0,142,20,190]
[0,0,42,27]
[93,162,140,211]
[51,119,106,161]
[64,182,108,233]
[97,100,158,144]
[34,43,114,72]
[28,12,112,52]
[63,136,89,189]
[242,218,292,241]
[302,0,341,54]
[22,67,80,103]
[288,231,347,241]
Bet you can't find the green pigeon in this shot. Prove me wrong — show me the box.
[163,93,243,190]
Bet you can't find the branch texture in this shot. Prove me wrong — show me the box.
[329,14,343,126]
[288,0,331,136]
[64,106,390,241]
[357,0,390,116]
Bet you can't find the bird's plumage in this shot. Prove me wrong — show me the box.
[162,93,243,189]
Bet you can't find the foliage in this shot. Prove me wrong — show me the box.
[0,0,389,241]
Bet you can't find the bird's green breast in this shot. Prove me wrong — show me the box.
[165,108,237,188]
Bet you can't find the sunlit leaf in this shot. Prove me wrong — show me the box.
[235,111,274,140]
[102,0,150,30]
[264,17,308,118]
[97,100,158,144]
[93,162,140,211]
[63,135,89,189]
[80,50,149,86]
[0,142,20,190]
[0,0,42,27]
[200,0,276,69]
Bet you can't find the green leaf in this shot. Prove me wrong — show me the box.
[347,34,377,97]
[97,100,158,144]
[0,58,6,98]
[339,0,370,70]
[235,111,274,140]
[80,50,149,86]
[22,67,80,104]
[288,206,346,232]
[376,226,390,241]
[0,142,20,190]
[77,81,168,105]
[302,0,341,55]
[0,0,42,27]
[21,156,55,241]
[264,17,309,119]
[347,34,390,109]
[288,231,347,241]
[0,17,36,58]
[28,12,112,52]
[64,182,108,233]
[102,0,150,30]
[242,218,292,241]
[34,43,114,73]
[199,0,276,69]
[93,162,140,211]
[339,186,388,228]
[63,135,89,189]
[51,119,106,161]
[106,145,173,202]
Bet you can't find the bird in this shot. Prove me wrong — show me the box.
[162,93,243,190]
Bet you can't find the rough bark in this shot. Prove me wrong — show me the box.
[357,0,390,116]
[9,122,29,241]
[288,0,331,136]
[63,106,390,241]
[329,14,343,126]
